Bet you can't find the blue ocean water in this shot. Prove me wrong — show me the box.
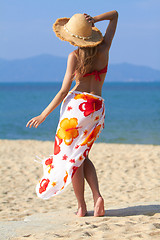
[0,82,160,145]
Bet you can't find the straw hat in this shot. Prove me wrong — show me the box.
[53,13,103,47]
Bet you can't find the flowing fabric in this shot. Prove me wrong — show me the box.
[36,90,105,199]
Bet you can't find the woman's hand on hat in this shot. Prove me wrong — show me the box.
[83,13,95,27]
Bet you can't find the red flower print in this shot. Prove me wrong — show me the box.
[83,148,90,158]
[94,116,100,121]
[67,106,72,111]
[54,135,63,155]
[39,178,50,194]
[45,157,53,166]
[79,98,102,117]
[71,166,78,178]
[44,157,54,174]
[69,159,75,163]
[75,145,79,149]
[62,154,68,160]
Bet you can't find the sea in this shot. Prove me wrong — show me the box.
[0,82,160,145]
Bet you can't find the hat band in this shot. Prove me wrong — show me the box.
[64,24,92,40]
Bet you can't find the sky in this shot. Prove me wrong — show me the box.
[1,0,160,70]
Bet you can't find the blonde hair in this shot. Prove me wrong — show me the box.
[74,46,98,79]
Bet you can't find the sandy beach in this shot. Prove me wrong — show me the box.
[0,139,160,239]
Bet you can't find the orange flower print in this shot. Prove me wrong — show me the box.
[48,165,54,174]
[81,124,101,147]
[52,181,56,187]
[57,118,79,145]
[64,171,68,183]
[83,129,88,136]
[39,178,50,194]
[79,155,83,161]
[74,93,98,101]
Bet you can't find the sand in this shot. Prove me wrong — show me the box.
[0,139,160,239]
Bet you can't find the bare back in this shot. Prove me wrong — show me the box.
[72,41,109,96]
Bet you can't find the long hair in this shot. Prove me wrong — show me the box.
[74,46,98,79]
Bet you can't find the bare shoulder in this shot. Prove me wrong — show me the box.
[68,50,78,62]
[66,51,77,74]
[97,41,109,60]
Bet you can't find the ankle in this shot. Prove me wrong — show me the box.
[94,196,105,217]
[78,200,86,208]
[76,205,87,217]
[93,193,102,203]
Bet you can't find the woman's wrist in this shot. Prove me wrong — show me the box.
[41,112,47,119]
[91,17,95,27]
[93,16,97,23]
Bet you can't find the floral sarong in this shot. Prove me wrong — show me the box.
[36,90,105,199]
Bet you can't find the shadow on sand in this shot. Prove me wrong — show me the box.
[87,204,160,217]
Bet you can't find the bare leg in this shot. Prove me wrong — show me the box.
[84,157,105,217]
[72,162,87,217]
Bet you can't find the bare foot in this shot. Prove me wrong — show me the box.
[76,205,87,217]
[94,196,105,217]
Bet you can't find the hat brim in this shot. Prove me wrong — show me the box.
[53,17,103,47]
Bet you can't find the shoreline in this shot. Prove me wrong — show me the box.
[1,138,160,146]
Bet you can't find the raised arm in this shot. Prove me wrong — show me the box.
[26,52,77,128]
[84,10,118,51]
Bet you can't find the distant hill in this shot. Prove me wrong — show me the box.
[0,54,160,82]
[0,55,67,82]
[107,63,160,82]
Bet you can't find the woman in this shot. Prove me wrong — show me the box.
[26,11,118,217]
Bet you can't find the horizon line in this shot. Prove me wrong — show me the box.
[0,54,159,71]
